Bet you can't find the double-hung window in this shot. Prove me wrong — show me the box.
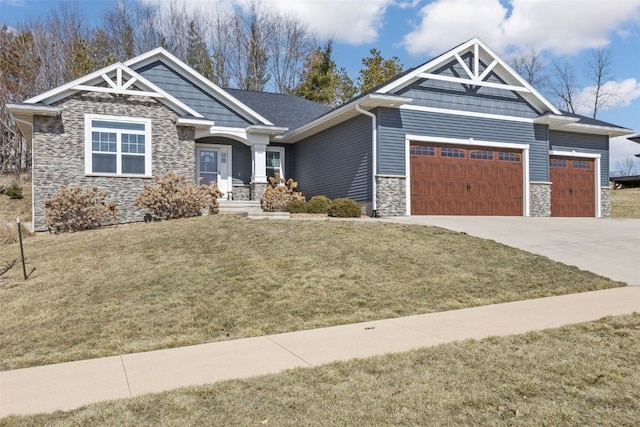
[266,146,285,181]
[85,114,152,176]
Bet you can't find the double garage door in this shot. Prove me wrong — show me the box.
[410,143,523,215]
[410,142,596,216]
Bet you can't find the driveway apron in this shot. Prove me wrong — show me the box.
[381,216,640,286]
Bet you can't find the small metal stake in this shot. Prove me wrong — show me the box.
[17,217,27,280]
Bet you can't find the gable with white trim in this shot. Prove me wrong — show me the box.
[378,38,559,119]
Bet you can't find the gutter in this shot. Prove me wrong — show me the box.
[355,104,378,217]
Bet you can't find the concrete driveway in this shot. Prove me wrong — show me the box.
[381,216,640,286]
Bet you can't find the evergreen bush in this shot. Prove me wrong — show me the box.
[306,195,332,214]
[286,199,308,213]
[327,198,362,218]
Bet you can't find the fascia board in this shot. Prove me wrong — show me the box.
[282,94,411,143]
[125,47,274,126]
[23,61,203,119]
[556,123,635,137]
[26,62,124,104]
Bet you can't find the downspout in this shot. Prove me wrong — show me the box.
[354,104,378,217]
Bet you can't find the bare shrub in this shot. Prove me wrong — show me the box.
[134,172,223,220]
[0,216,34,246]
[260,174,304,212]
[45,187,118,233]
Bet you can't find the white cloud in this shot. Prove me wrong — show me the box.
[574,78,640,116]
[402,0,640,56]
[147,0,395,45]
[257,0,395,45]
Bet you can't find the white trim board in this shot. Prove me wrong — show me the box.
[401,104,536,124]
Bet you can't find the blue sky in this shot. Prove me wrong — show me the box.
[1,0,639,165]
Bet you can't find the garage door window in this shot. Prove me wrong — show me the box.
[470,150,494,160]
[499,152,520,162]
[410,145,435,156]
[550,158,567,168]
[572,160,592,170]
[441,147,465,158]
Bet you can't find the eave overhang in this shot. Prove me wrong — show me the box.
[176,117,216,128]
[281,94,412,143]
[6,104,62,144]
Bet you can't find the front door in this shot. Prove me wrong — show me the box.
[197,146,230,197]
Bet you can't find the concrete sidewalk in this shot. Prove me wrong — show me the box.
[1,286,639,418]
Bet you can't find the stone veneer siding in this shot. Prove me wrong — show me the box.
[600,187,611,218]
[251,183,268,201]
[32,92,195,230]
[375,175,406,216]
[232,184,251,201]
[529,182,551,217]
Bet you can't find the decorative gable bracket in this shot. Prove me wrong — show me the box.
[417,41,530,94]
[73,66,162,98]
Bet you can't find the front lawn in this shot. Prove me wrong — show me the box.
[0,215,622,370]
[3,314,639,426]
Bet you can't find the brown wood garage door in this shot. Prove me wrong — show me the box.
[410,143,523,215]
[550,156,595,217]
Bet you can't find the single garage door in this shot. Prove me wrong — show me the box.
[410,143,523,215]
[550,156,595,217]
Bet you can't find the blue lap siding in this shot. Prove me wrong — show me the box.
[377,108,549,181]
[134,60,253,128]
[293,115,372,202]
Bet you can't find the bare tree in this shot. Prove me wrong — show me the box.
[509,47,546,88]
[613,157,640,177]
[586,46,619,119]
[268,14,316,93]
[549,60,579,113]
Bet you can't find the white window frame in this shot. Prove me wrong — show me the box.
[266,146,285,181]
[84,114,152,177]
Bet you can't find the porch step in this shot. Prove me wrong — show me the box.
[217,200,290,220]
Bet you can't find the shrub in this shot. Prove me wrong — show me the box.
[286,199,308,213]
[260,174,304,212]
[45,186,118,233]
[4,182,23,199]
[134,172,223,220]
[327,198,362,218]
[306,195,332,214]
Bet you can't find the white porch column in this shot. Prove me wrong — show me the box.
[251,143,268,183]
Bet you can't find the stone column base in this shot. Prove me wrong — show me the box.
[530,182,551,217]
[601,187,611,218]
[250,182,268,202]
[375,175,406,217]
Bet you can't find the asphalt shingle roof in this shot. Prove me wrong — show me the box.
[225,89,331,130]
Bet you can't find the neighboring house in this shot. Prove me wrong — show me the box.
[8,37,634,230]
[610,135,640,189]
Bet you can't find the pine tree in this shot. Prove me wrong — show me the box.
[294,40,355,106]
[186,20,215,81]
[357,48,403,94]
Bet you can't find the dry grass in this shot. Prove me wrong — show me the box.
[0,215,622,371]
[611,187,640,218]
[0,175,31,223]
[3,313,639,426]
